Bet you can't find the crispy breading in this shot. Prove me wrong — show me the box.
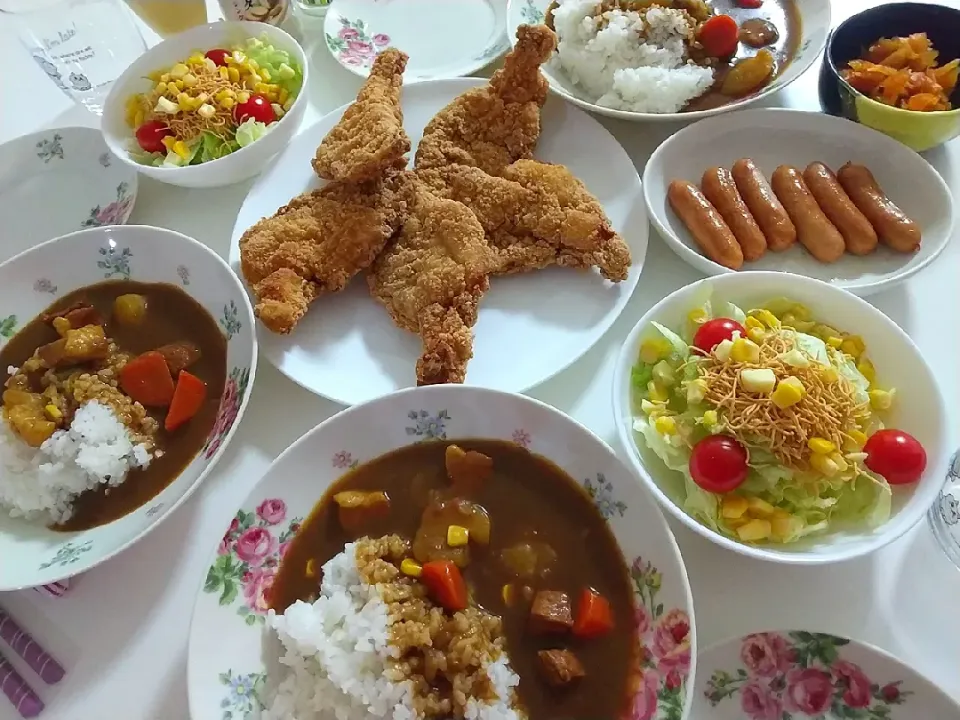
[311,48,412,183]
[414,25,557,175]
[417,161,632,281]
[368,183,495,385]
[239,170,412,334]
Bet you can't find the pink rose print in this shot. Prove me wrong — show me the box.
[628,669,659,720]
[784,668,833,715]
[372,33,390,46]
[218,518,241,555]
[740,679,783,720]
[665,669,682,691]
[347,40,374,56]
[511,428,531,448]
[332,451,353,469]
[256,498,287,525]
[340,51,365,67]
[339,27,359,40]
[741,633,793,678]
[834,660,872,708]
[652,608,692,675]
[881,682,901,703]
[634,603,651,635]
[234,526,278,566]
[242,566,277,613]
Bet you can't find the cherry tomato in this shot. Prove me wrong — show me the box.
[135,120,173,154]
[693,317,746,353]
[864,429,927,485]
[699,14,740,58]
[205,48,231,67]
[235,93,276,125]
[690,435,749,493]
[736,0,763,8]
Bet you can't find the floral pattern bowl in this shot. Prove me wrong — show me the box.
[0,225,257,591]
[188,385,696,720]
[694,630,960,719]
[0,127,137,264]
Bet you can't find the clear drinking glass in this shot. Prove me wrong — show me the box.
[0,0,147,115]
[929,449,960,569]
[125,0,207,38]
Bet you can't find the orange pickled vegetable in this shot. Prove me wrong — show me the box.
[120,351,175,407]
[165,370,207,431]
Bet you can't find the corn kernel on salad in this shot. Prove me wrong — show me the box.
[124,35,303,167]
[630,296,927,545]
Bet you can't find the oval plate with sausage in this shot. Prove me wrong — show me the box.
[643,108,955,296]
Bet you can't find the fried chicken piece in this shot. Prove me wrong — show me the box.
[311,48,411,183]
[240,170,411,334]
[368,183,495,385]
[417,161,632,281]
[414,24,557,175]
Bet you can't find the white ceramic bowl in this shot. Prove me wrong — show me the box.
[643,109,956,296]
[101,21,308,188]
[612,272,950,565]
[0,225,257,590]
[505,0,830,122]
[188,385,696,720]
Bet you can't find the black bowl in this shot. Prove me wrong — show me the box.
[819,2,960,152]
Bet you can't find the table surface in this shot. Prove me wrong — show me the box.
[1,1,959,718]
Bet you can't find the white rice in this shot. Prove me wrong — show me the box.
[265,543,521,720]
[551,0,715,113]
[0,401,152,523]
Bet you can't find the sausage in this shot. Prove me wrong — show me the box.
[836,162,921,253]
[803,162,878,256]
[770,165,846,263]
[667,180,743,270]
[731,158,797,251]
[701,167,767,261]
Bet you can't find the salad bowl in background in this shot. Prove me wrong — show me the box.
[612,272,949,565]
[0,225,257,590]
[101,21,308,188]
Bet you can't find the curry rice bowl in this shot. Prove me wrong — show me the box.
[266,537,521,720]
[551,1,714,113]
[0,399,152,524]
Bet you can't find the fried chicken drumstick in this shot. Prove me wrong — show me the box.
[312,48,411,183]
[368,183,495,385]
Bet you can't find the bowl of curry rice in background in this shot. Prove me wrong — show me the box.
[188,385,695,720]
[0,225,256,591]
[820,3,960,152]
[506,0,830,122]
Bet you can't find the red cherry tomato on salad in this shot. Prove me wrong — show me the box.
[135,120,173,154]
[205,48,231,67]
[235,93,276,125]
[698,14,741,58]
[864,429,927,485]
[736,0,763,8]
[693,318,746,353]
[690,435,749,493]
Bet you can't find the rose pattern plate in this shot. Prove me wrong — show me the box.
[0,127,138,264]
[324,0,509,81]
[693,630,960,719]
[0,225,257,591]
[188,385,695,720]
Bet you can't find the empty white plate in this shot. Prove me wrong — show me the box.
[0,127,138,264]
[693,630,960,719]
[643,109,955,296]
[324,0,509,81]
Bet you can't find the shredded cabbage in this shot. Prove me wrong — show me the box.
[630,294,893,545]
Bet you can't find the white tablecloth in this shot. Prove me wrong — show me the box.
[0,1,958,718]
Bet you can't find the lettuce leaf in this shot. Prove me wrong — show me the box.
[129,147,165,167]
[235,118,271,148]
[197,131,240,163]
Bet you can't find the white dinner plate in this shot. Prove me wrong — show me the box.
[693,630,960,719]
[0,127,138,264]
[230,78,647,406]
[324,0,509,81]
[642,108,955,296]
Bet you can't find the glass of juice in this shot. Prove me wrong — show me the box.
[125,0,207,37]
[0,0,148,115]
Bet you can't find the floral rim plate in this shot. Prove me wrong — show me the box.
[693,630,960,719]
[230,78,647,406]
[188,385,695,720]
[0,225,257,591]
[0,127,137,265]
[505,0,831,121]
[324,0,509,80]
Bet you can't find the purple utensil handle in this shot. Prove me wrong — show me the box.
[32,582,70,600]
[0,614,64,685]
[0,656,43,718]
